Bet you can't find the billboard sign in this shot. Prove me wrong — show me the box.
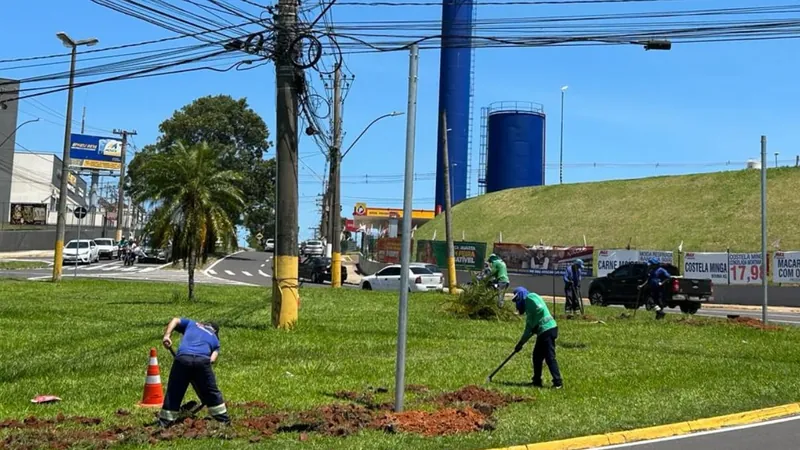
[375,237,414,264]
[69,133,123,171]
[9,203,47,225]
[416,240,487,271]
[492,243,594,276]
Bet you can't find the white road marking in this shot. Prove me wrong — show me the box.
[102,265,121,271]
[207,269,217,275]
[120,267,140,272]
[139,267,156,273]
[597,414,800,448]
[260,263,265,268]
[242,271,253,277]
[224,270,235,276]
[84,262,118,271]
[258,270,270,277]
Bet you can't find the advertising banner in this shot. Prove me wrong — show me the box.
[727,252,765,285]
[773,251,800,283]
[596,249,674,277]
[682,252,728,282]
[9,203,47,225]
[491,243,594,276]
[375,237,414,264]
[69,133,123,171]
[416,240,487,271]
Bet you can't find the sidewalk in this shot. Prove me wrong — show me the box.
[0,250,54,259]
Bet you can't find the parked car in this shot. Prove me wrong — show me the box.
[360,265,443,292]
[411,262,443,276]
[299,256,348,284]
[302,239,325,256]
[588,262,713,314]
[63,239,99,264]
[265,238,275,252]
[93,238,118,260]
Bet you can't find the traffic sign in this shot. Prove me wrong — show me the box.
[255,232,263,241]
[73,206,88,220]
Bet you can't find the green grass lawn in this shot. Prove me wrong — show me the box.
[0,260,49,270]
[416,168,800,252]
[1,279,799,449]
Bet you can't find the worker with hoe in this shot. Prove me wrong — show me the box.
[159,317,230,427]
[512,287,563,389]
[647,258,669,320]
[563,259,584,314]
[486,253,510,307]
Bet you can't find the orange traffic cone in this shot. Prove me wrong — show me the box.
[139,348,164,408]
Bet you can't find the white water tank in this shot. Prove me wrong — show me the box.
[746,159,761,169]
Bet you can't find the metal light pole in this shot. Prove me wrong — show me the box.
[52,32,98,282]
[559,85,568,184]
[0,118,39,149]
[774,152,779,168]
[761,136,768,324]
[395,43,419,413]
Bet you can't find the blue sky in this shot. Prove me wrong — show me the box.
[3,1,800,243]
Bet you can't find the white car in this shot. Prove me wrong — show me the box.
[303,239,324,256]
[93,238,118,260]
[360,264,444,292]
[63,239,99,264]
[265,238,275,252]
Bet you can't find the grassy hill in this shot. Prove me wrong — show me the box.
[416,168,800,252]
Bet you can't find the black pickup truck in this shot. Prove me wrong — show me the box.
[588,262,713,314]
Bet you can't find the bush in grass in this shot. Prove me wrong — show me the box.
[443,274,518,321]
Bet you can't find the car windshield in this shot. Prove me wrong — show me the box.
[66,241,89,249]
[410,267,433,275]
[95,239,113,245]
[307,240,322,246]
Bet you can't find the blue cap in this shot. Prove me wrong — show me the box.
[513,287,528,302]
[575,259,584,267]
[648,257,659,265]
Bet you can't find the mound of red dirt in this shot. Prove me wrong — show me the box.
[375,407,492,436]
[729,316,781,330]
[435,385,526,408]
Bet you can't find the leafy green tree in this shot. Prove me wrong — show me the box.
[134,142,244,300]
[126,95,275,249]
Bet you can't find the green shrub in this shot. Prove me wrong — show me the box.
[443,273,519,321]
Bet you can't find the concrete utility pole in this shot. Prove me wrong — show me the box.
[329,68,343,288]
[559,85,568,185]
[440,111,457,293]
[52,32,98,282]
[113,129,136,242]
[395,43,419,413]
[272,0,300,328]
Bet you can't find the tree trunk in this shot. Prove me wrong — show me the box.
[187,246,196,301]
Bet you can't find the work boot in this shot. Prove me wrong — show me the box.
[552,383,563,390]
[531,379,543,388]
[656,310,666,320]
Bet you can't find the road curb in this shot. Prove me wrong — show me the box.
[489,403,800,450]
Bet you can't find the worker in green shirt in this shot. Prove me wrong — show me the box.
[487,254,510,307]
[512,287,563,389]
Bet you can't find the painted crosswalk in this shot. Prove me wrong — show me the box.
[59,261,162,275]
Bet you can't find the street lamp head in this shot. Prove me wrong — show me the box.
[78,38,100,47]
[389,111,404,116]
[561,85,569,91]
[56,32,75,48]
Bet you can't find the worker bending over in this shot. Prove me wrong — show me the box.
[648,258,670,320]
[159,317,230,426]
[512,287,563,389]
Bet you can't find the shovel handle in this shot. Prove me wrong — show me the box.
[488,348,519,381]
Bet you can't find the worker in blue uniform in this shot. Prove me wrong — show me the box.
[563,259,584,314]
[648,258,670,320]
[159,317,229,426]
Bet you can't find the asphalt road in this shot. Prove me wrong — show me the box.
[203,251,358,288]
[599,415,800,449]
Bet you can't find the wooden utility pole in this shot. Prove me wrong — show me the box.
[440,111,457,293]
[272,0,300,328]
[329,68,343,287]
[113,129,136,242]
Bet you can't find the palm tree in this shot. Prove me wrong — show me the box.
[134,141,244,300]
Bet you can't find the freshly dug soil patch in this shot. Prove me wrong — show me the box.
[0,414,103,430]
[241,414,285,437]
[406,384,430,394]
[729,316,781,331]
[435,385,526,408]
[375,407,492,436]
[286,404,377,436]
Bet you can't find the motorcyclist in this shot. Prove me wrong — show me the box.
[647,257,670,320]
[563,259,584,314]
[486,254,510,308]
